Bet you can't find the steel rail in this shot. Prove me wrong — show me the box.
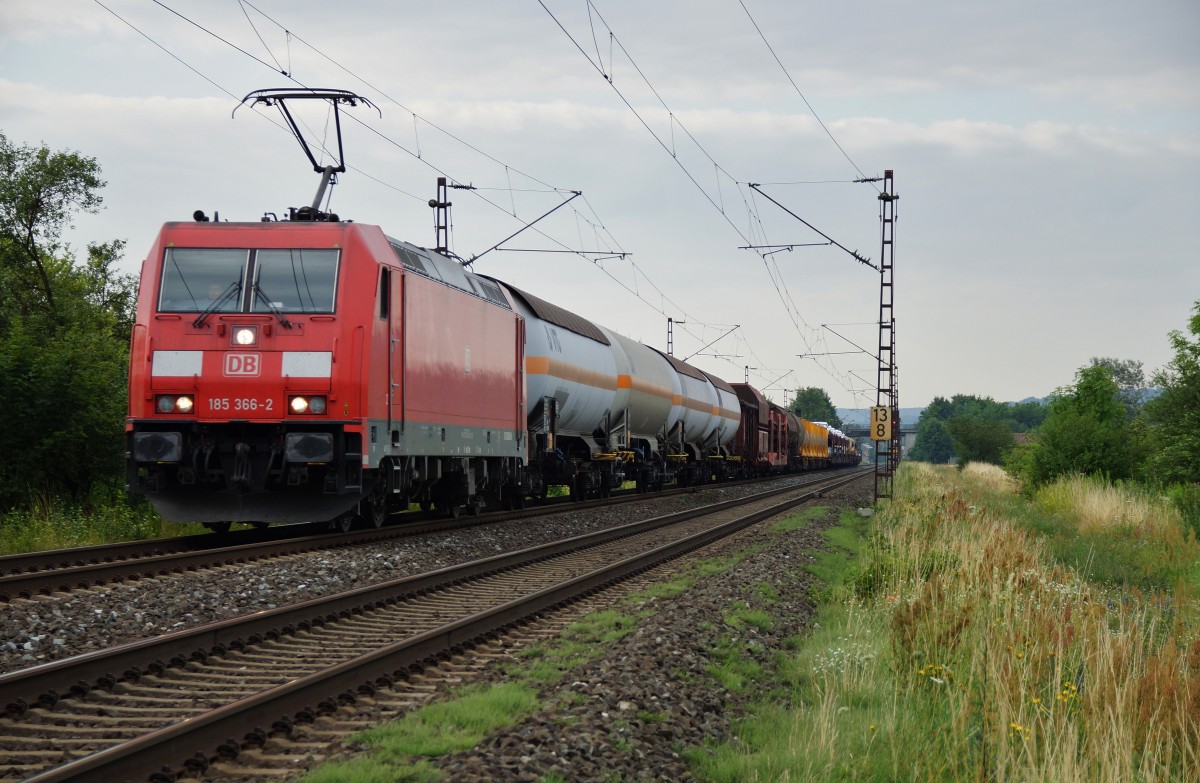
[0,470,856,600]
[10,470,869,782]
[0,468,866,712]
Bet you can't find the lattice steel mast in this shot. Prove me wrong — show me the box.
[874,170,899,500]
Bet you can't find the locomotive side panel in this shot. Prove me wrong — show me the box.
[396,270,524,451]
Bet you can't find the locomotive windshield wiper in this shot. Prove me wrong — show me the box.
[253,283,294,329]
[192,281,241,329]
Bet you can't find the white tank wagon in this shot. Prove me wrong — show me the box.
[703,371,742,451]
[489,279,742,498]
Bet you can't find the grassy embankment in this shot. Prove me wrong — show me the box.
[0,496,203,555]
[689,462,1200,782]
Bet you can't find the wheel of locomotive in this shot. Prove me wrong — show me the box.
[503,485,525,511]
[205,521,232,535]
[419,499,432,512]
[335,513,356,533]
[369,480,389,528]
[468,499,482,516]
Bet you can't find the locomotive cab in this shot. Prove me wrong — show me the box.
[126,223,364,526]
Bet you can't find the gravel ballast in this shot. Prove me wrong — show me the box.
[322,477,875,783]
[0,476,835,675]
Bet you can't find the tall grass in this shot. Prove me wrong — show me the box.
[1036,474,1184,535]
[0,494,194,555]
[1028,474,1200,593]
[690,462,1200,782]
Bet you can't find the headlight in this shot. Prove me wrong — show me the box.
[156,395,194,415]
[232,326,257,346]
[288,395,328,415]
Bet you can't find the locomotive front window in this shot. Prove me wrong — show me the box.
[159,248,248,312]
[252,249,339,313]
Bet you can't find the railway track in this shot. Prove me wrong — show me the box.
[0,471,854,601]
[0,468,870,782]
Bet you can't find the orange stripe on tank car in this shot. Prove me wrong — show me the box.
[622,375,674,401]
[672,395,683,406]
[526,355,617,391]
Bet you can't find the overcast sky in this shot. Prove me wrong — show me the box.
[2,0,1197,410]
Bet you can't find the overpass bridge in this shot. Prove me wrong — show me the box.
[842,424,917,457]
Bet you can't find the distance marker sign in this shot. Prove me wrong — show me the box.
[870,406,892,441]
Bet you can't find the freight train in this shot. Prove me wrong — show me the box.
[124,213,857,530]
[125,91,858,530]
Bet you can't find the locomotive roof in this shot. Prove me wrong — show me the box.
[386,237,511,310]
[491,281,611,346]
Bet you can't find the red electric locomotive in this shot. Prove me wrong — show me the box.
[126,218,527,529]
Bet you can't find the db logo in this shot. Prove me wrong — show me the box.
[224,353,261,376]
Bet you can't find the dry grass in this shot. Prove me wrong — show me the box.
[961,461,1019,493]
[874,464,1200,782]
[687,463,1199,782]
[1035,473,1183,535]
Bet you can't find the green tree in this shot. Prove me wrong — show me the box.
[908,397,955,463]
[1090,356,1147,418]
[1140,301,1200,486]
[1009,365,1141,487]
[946,416,1014,467]
[788,387,842,429]
[1006,400,1048,432]
[0,132,132,508]
[908,394,1036,463]
[0,134,105,316]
